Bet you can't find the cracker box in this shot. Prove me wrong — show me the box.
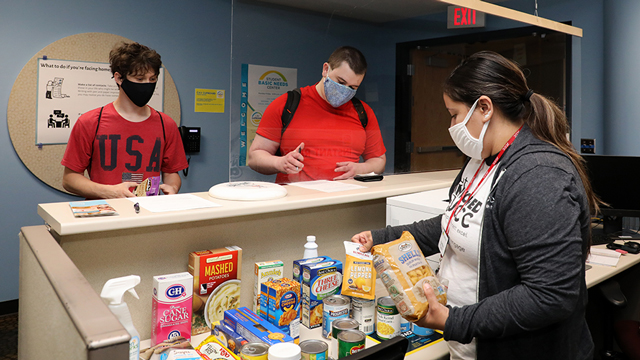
[151,272,193,346]
[261,278,300,343]
[188,246,242,335]
[292,256,331,283]
[223,307,294,345]
[300,260,343,329]
[253,260,284,314]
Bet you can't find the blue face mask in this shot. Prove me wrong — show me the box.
[323,70,357,107]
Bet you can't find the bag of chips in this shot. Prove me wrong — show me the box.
[371,231,447,322]
[341,241,376,300]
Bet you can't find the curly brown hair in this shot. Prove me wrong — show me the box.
[109,42,161,80]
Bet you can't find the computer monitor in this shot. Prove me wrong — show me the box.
[342,336,408,360]
[583,155,640,236]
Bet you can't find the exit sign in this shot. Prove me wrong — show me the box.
[447,6,485,29]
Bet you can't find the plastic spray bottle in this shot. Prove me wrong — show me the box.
[100,275,141,360]
[303,235,318,259]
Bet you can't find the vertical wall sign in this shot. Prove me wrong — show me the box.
[239,64,297,166]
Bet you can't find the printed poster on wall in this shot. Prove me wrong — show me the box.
[239,64,297,166]
[36,58,164,145]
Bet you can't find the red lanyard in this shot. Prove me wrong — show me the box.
[444,125,524,236]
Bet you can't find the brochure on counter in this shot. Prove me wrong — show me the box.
[69,200,118,217]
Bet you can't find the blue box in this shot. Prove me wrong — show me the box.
[223,307,293,345]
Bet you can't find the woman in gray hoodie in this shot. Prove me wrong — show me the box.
[353,51,599,360]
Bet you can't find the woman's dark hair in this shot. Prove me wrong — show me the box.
[443,51,600,216]
[109,42,162,80]
[327,46,367,75]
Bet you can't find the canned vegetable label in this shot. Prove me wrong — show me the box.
[337,330,366,359]
[300,339,328,360]
[351,298,375,335]
[376,296,401,340]
[322,295,351,338]
[241,342,269,360]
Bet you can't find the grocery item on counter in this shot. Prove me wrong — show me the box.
[303,235,318,259]
[400,317,411,332]
[189,246,243,335]
[268,342,301,360]
[322,295,350,339]
[371,231,447,322]
[337,330,366,359]
[376,296,401,340]
[224,307,294,346]
[300,339,328,360]
[213,321,249,355]
[301,260,343,329]
[341,241,375,300]
[292,256,331,283]
[100,275,141,360]
[261,278,301,343]
[151,272,193,346]
[329,318,359,360]
[135,176,161,196]
[241,342,270,360]
[350,297,375,335]
[254,261,284,314]
[140,336,194,360]
[411,323,435,337]
[195,334,239,360]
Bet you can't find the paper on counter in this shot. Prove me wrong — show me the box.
[288,180,366,193]
[127,194,221,212]
[586,248,621,267]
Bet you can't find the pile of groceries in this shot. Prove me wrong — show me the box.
[102,231,447,360]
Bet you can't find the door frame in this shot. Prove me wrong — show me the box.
[394,24,573,173]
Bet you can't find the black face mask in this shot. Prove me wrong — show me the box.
[120,78,157,107]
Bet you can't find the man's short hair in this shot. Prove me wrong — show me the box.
[327,46,367,75]
[109,42,162,79]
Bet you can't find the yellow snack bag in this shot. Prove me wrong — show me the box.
[341,241,376,300]
[371,231,447,322]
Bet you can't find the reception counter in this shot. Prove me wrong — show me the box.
[20,171,457,359]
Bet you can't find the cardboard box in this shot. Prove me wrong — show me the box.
[300,260,343,329]
[223,307,294,345]
[253,260,284,314]
[151,272,193,346]
[212,322,247,355]
[189,246,242,335]
[292,256,331,283]
[261,278,300,343]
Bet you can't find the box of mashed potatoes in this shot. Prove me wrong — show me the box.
[188,246,242,335]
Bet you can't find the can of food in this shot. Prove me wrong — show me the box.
[412,323,435,337]
[300,339,328,360]
[322,295,351,338]
[241,342,270,360]
[400,317,411,332]
[376,296,401,340]
[351,298,375,335]
[337,330,366,358]
[330,318,359,360]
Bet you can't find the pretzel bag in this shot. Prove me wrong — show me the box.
[371,231,447,322]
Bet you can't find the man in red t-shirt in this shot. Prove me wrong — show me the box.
[62,42,188,199]
[247,46,386,183]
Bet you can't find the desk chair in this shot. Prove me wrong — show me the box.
[599,280,627,359]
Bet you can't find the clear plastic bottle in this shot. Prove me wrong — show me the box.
[100,275,141,360]
[303,235,318,259]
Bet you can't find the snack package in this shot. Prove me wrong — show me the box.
[371,231,447,322]
[341,241,375,300]
[194,334,239,360]
[135,176,161,196]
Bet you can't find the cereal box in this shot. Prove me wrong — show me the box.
[188,246,242,335]
[292,256,331,283]
[300,260,343,329]
[253,260,284,314]
[151,272,193,346]
[223,307,294,345]
[261,278,300,343]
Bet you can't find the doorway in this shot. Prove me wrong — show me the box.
[395,25,571,173]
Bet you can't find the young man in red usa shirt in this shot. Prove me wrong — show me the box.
[61,42,188,199]
[247,46,386,183]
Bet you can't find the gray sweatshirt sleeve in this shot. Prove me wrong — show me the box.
[370,214,443,257]
[444,164,587,343]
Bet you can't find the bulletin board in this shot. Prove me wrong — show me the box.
[7,32,181,194]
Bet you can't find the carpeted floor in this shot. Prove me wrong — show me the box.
[0,313,18,360]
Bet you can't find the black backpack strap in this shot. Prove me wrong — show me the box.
[88,106,105,173]
[281,88,302,136]
[156,109,166,142]
[350,97,368,129]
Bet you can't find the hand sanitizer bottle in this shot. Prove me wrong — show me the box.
[100,275,141,360]
[304,235,318,259]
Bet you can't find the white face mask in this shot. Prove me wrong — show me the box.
[448,98,490,160]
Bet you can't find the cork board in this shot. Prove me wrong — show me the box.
[7,32,181,194]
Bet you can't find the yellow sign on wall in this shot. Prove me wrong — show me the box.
[195,88,225,113]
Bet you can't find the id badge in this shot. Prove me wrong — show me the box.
[438,230,449,257]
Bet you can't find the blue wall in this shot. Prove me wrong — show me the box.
[0,0,607,303]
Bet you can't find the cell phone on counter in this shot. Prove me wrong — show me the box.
[354,173,384,182]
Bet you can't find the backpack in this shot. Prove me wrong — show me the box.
[276,88,368,155]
